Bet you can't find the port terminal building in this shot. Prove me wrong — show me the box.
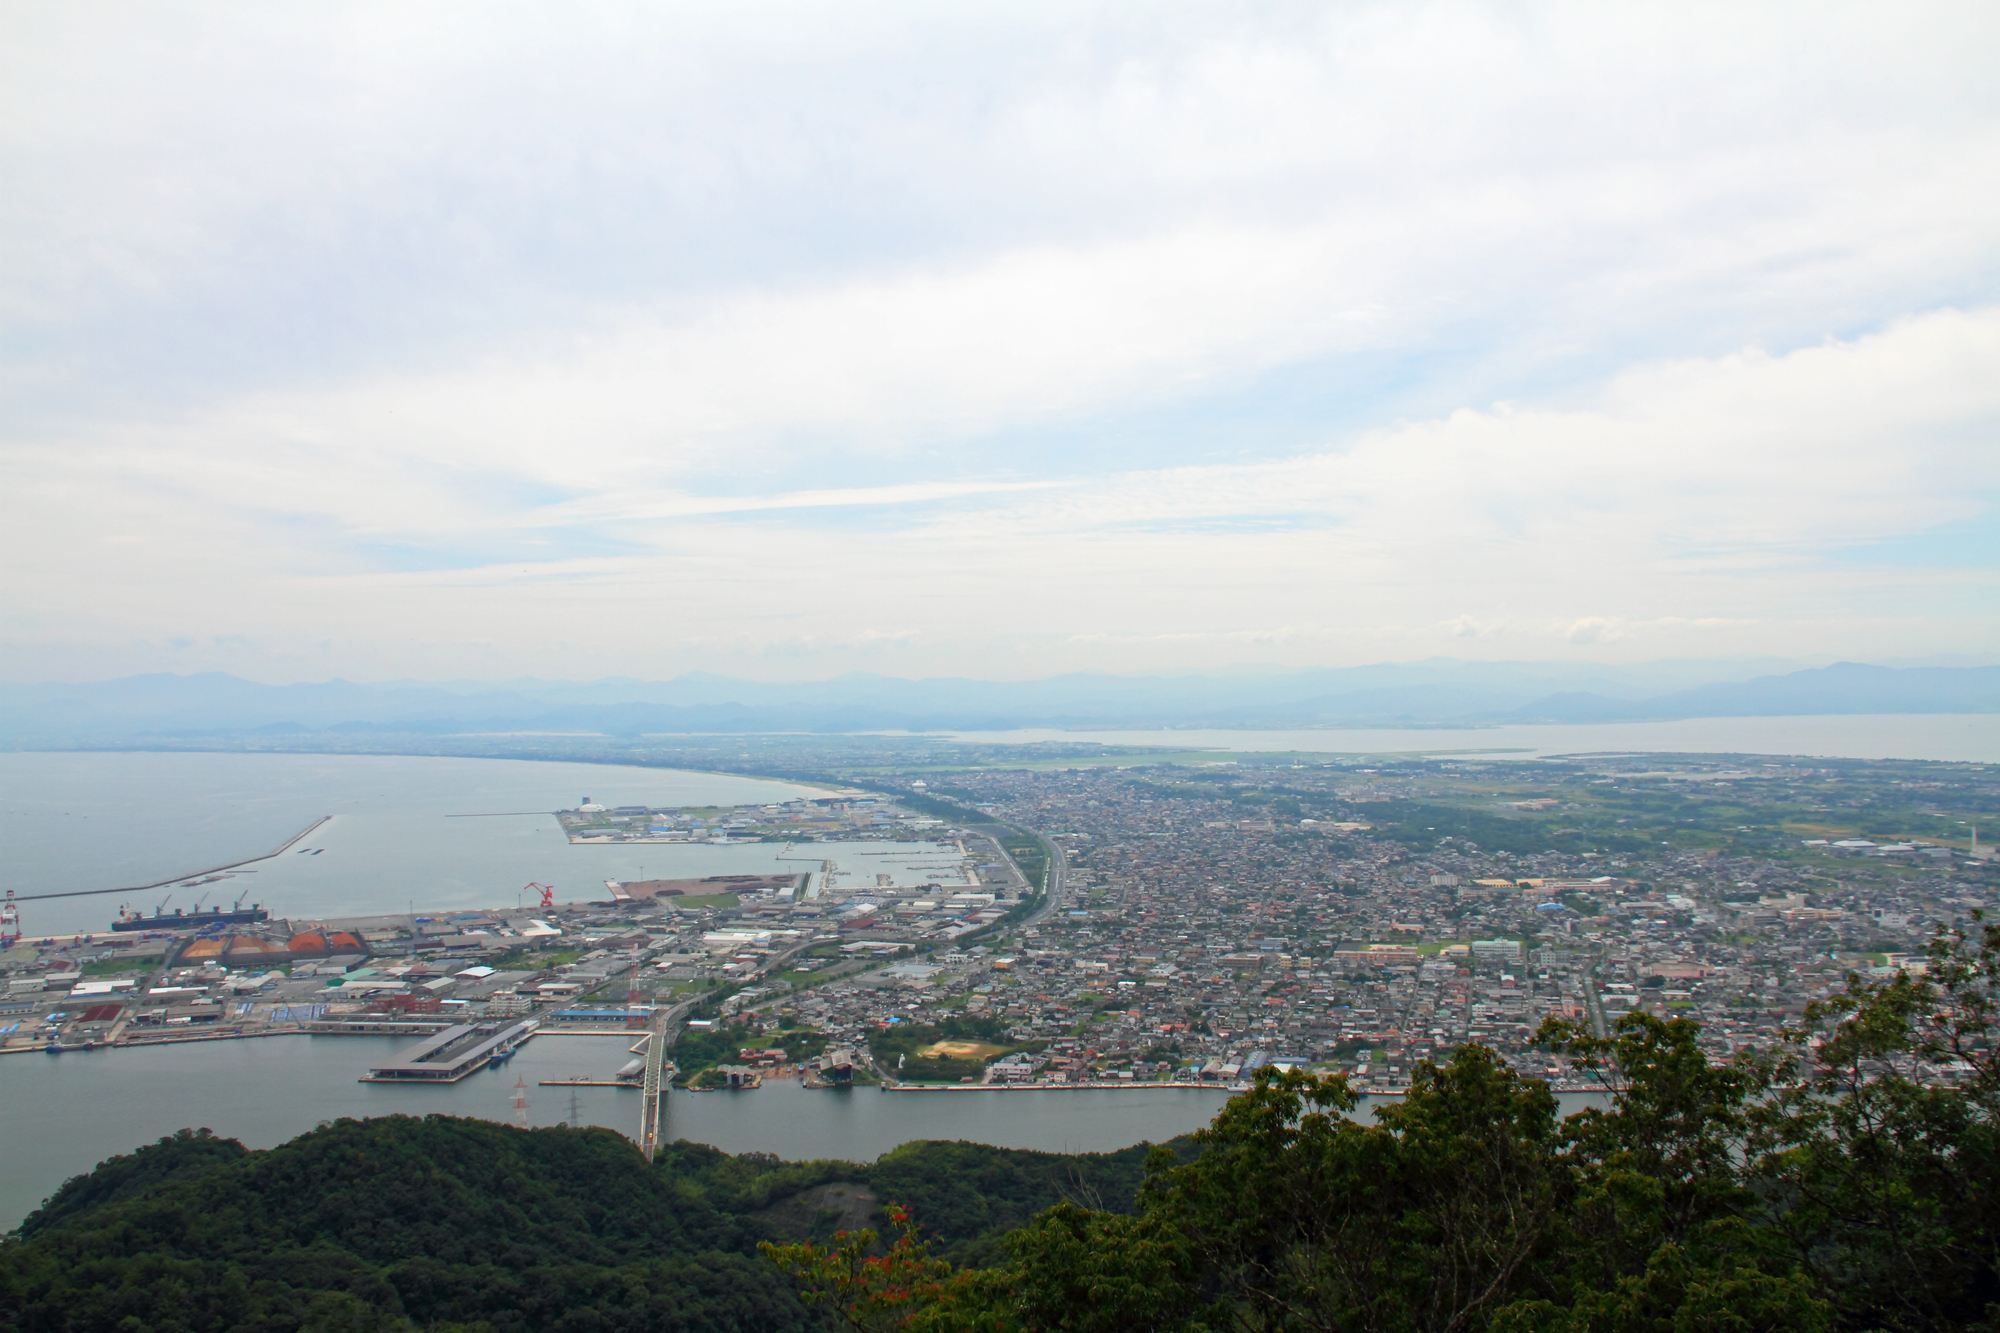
[362,1020,536,1083]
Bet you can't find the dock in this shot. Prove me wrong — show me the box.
[360,1019,537,1083]
[537,1077,638,1088]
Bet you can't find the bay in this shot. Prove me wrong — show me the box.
[939,713,2000,762]
[0,752,936,938]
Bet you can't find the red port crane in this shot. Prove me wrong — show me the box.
[524,882,556,910]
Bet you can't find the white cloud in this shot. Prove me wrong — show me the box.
[2,3,1999,680]
[1565,618,1624,645]
[4,305,1992,680]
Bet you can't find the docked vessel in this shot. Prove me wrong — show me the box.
[112,903,269,932]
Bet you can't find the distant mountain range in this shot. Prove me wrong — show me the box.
[0,659,1993,744]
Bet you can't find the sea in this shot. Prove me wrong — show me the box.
[0,752,945,939]
[939,713,2000,762]
[1,714,1993,1229]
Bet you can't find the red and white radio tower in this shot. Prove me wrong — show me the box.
[627,961,644,1029]
[0,890,20,948]
[511,1075,531,1129]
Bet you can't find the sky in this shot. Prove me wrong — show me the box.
[2,1,1997,685]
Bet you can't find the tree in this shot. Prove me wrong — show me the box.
[1740,916,2000,1330]
[760,1204,967,1333]
[769,1052,1570,1332]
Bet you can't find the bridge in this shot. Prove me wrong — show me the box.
[637,998,697,1160]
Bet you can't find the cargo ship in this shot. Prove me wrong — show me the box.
[112,903,269,932]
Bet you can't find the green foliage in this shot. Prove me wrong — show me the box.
[773,921,2000,1332]
[1373,798,1653,855]
[882,789,989,827]
[652,1141,856,1216]
[491,947,582,971]
[28,916,2000,1333]
[78,956,150,976]
[867,1016,1024,1085]
[761,1204,957,1333]
[671,1021,762,1083]
[864,1140,1160,1268]
[2,1116,1175,1333]
[775,1027,830,1062]
[3,1116,820,1333]
[996,837,1049,892]
[938,1202,1194,1333]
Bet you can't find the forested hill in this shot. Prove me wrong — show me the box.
[0,1117,1160,1333]
[14,916,2000,1333]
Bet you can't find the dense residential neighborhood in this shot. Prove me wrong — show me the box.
[7,748,1995,1097]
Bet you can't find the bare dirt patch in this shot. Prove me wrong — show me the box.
[919,1040,1007,1060]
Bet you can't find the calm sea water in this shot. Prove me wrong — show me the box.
[9,718,1993,937]
[0,730,1948,1230]
[0,1032,1605,1232]
[0,1034,1235,1229]
[0,752,949,937]
[942,714,2000,762]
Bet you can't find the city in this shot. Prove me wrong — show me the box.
[8,749,1994,1100]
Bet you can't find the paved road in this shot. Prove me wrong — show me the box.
[1584,947,1611,1038]
[944,822,1067,934]
[1021,833,1069,928]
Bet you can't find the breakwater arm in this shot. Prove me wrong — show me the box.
[13,815,332,901]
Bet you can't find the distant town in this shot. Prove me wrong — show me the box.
[4,746,1996,1103]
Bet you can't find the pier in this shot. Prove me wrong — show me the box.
[360,1019,537,1083]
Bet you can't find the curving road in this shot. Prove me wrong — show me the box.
[1020,831,1069,928]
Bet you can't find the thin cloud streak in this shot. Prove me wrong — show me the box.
[5,307,1993,680]
[0,3,1996,681]
[527,480,1074,528]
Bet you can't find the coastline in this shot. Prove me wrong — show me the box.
[881,1080,1233,1093]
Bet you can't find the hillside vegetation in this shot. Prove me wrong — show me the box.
[771,916,2000,1333]
[0,1113,1157,1333]
[9,919,2000,1333]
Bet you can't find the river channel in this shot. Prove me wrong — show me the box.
[0,1033,1239,1229]
[0,1033,1613,1232]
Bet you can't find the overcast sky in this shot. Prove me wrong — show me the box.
[3,1,1997,684]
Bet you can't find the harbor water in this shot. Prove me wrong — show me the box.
[0,1033,1608,1232]
[941,713,2000,763]
[0,1034,1235,1229]
[0,752,899,938]
[0,728,1960,1229]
